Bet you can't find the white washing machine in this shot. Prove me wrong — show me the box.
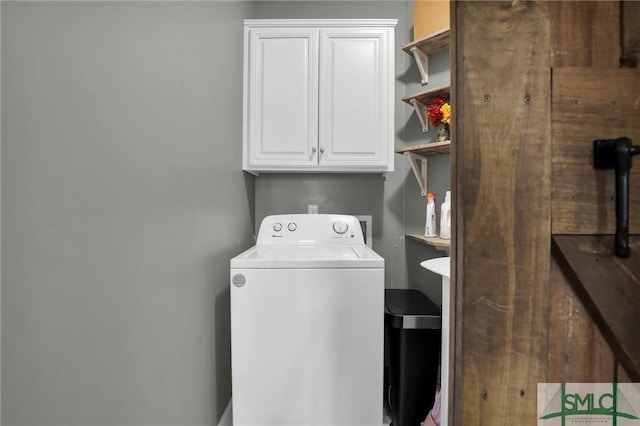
[230,214,384,426]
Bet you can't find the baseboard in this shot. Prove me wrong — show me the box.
[217,399,232,426]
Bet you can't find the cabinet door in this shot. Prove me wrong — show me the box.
[243,27,319,172]
[318,28,393,172]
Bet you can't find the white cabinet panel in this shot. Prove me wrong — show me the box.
[245,27,318,170]
[243,20,396,174]
[319,28,391,169]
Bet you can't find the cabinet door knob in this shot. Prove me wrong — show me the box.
[319,147,325,154]
[312,147,317,154]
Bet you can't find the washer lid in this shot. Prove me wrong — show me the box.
[230,245,384,269]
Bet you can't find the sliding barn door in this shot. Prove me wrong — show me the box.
[451,1,640,424]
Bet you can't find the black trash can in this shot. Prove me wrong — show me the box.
[384,289,441,426]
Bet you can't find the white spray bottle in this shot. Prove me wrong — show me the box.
[425,192,437,237]
[440,191,451,240]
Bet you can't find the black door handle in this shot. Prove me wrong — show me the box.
[593,137,640,258]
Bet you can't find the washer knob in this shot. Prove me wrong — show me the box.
[332,220,348,234]
[288,222,297,232]
[273,223,282,232]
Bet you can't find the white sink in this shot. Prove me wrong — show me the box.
[420,257,450,279]
[420,257,450,426]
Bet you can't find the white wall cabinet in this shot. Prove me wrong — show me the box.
[242,19,397,174]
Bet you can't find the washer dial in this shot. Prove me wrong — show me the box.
[332,220,348,234]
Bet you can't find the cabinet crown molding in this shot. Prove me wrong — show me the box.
[244,19,398,28]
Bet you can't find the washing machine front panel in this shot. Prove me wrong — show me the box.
[230,267,384,426]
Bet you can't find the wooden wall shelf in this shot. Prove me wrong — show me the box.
[396,140,450,157]
[396,141,450,197]
[402,28,450,56]
[401,28,450,84]
[406,233,451,249]
[402,86,450,107]
[402,86,450,133]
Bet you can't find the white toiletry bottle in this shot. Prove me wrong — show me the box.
[425,192,437,237]
[440,191,451,240]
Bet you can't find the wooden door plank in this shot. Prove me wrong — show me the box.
[449,1,459,423]
[622,0,640,68]
[551,234,640,381]
[453,1,552,424]
[551,67,640,234]
[547,257,616,382]
[551,1,620,68]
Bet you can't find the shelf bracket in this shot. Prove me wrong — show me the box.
[405,151,429,196]
[410,46,429,85]
[408,98,430,133]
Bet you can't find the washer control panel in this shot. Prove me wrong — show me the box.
[257,214,365,245]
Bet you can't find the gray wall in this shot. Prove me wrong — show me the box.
[1,1,450,425]
[2,2,254,425]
